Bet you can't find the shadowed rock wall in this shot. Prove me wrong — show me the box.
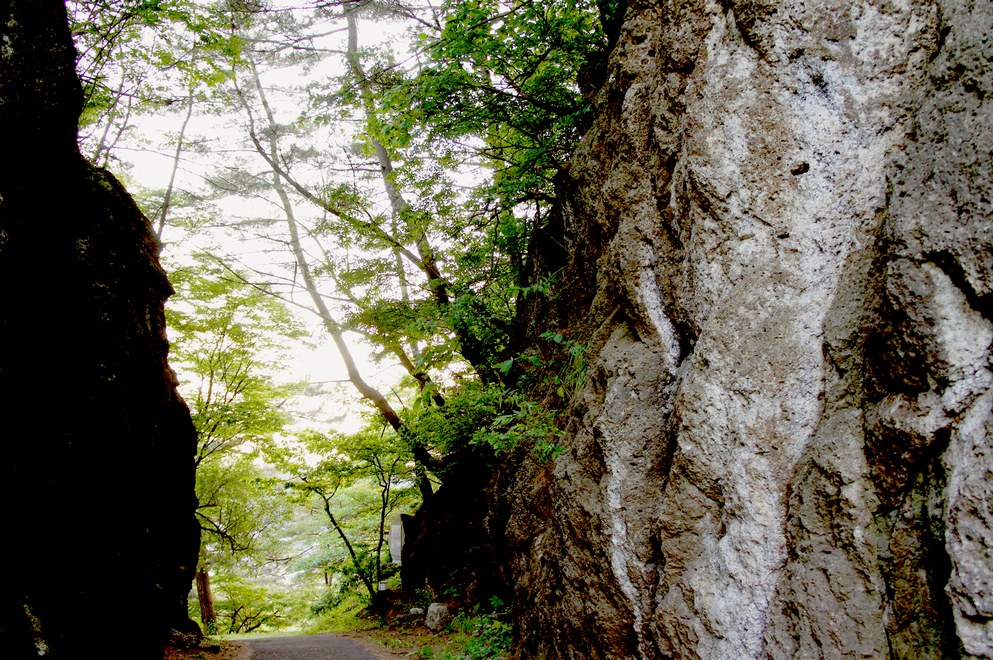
[504,1,992,657]
[0,2,199,657]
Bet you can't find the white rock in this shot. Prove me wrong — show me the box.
[424,603,450,631]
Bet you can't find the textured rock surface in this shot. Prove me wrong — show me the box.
[503,0,992,657]
[425,603,452,631]
[0,2,199,658]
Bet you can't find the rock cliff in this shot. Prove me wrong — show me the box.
[503,1,992,657]
[0,2,199,657]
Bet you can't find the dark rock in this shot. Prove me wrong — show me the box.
[0,3,199,658]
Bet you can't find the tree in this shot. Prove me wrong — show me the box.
[165,255,302,632]
[68,0,239,169]
[167,256,302,467]
[222,5,446,500]
[175,0,605,604]
[192,453,298,632]
[270,422,418,608]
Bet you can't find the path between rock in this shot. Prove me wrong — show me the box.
[237,633,403,660]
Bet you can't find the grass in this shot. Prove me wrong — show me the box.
[367,607,512,659]
[302,594,384,634]
[183,591,513,659]
[215,630,299,640]
[301,592,512,659]
[369,626,473,657]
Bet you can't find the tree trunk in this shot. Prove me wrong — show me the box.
[317,490,379,605]
[196,567,217,633]
[0,2,199,657]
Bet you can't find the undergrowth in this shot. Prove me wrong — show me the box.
[361,596,512,660]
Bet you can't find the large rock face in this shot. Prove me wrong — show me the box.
[0,2,199,657]
[503,0,992,657]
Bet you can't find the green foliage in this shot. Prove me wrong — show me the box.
[539,330,588,400]
[415,605,512,659]
[196,455,286,555]
[290,0,606,392]
[477,394,565,462]
[69,0,244,162]
[166,254,312,629]
[394,0,602,177]
[209,578,294,634]
[454,616,512,660]
[269,421,419,607]
[303,592,380,634]
[406,382,504,456]
[380,0,604,295]
[405,380,568,465]
[167,255,304,470]
[405,328,587,463]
